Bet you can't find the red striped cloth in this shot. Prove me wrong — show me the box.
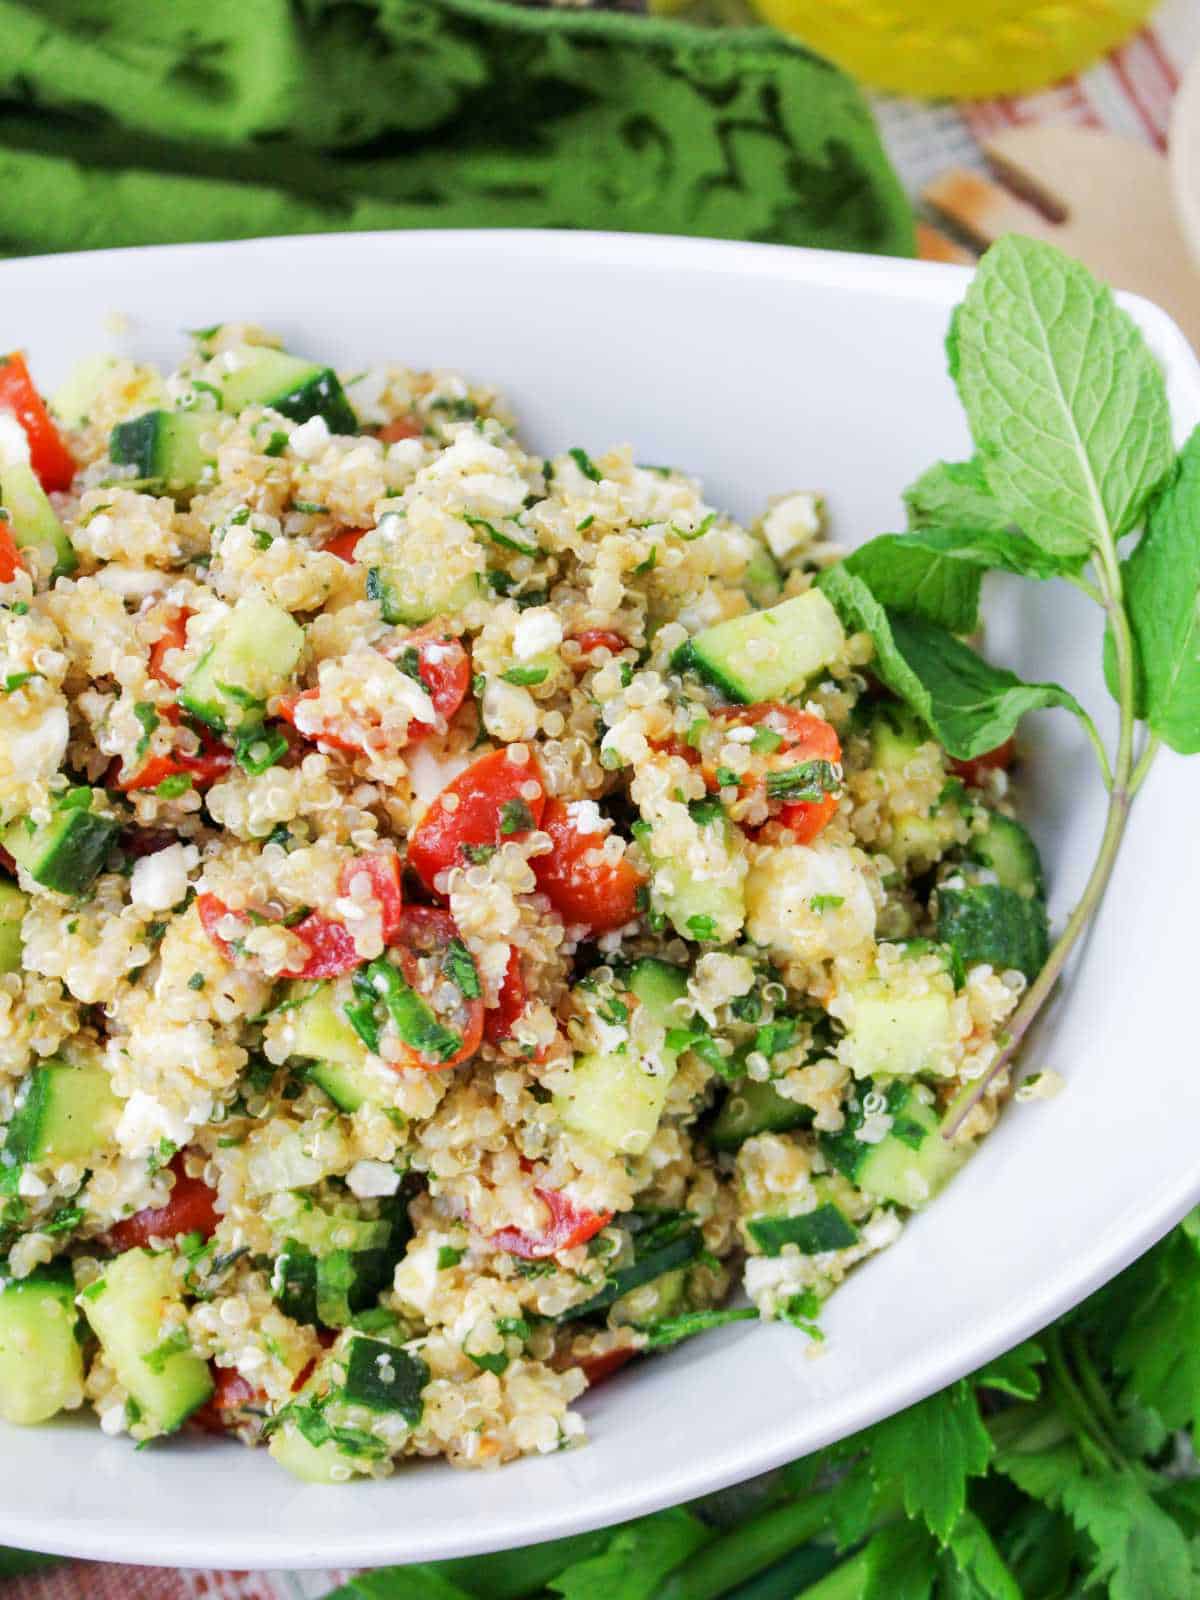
[5,7,1198,1596]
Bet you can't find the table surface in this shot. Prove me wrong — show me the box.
[8,2,1200,1593]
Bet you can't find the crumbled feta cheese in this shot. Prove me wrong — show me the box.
[4,705,69,780]
[346,1159,401,1198]
[130,842,197,912]
[406,742,470,806]
[390,670,438,726]
[116,1090,195,1159]
[762,492,824,562]
[289,415,331,459]
[512,608,563,661]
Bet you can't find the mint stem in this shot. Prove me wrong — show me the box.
[657,1490,835,1600]
[945,551,1139,1136]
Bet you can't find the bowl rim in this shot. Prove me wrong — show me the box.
[2,227,1200,1571]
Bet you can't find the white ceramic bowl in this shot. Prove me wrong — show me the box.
[2,231,1199,1571]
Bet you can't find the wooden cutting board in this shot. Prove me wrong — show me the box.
[919,125,1200,349]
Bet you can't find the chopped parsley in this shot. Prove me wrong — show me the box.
[810,894,845,913]
[499,798,535,836]
[501,664,549,687]
[187,971,206,991]
[568,446,602,483]
[445,938,481,1000]
[155,773,193,799]
[133,701,160,759]
[437,1246,465,1270]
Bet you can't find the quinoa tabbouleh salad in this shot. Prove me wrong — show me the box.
[0,319,1047,1484]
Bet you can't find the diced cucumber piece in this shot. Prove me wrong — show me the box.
[109,410,215,500]
[3,791,119,895]
[288,980,379,1112]
[273,1197,392,1257]
[747,1199,858,1257]
[840,972,958,1079]
[268,1416,349,1484]
[557,959,689,1155]
[365,513,482,626]
[869,701,926,772]
[0,880,27,974]
[637,802,744,946]
[936,881,1049,982]
[743,541,783,607]
[671,590,844,704]
[213,347,357,435]
[709,1078,812,1151]
[625,957,689,1030]
[560,1226,703,1322]
[4,1058,120,1165]
[178,593,304,734]
[0,1263,84,1424]
[0,462,76,577]
[342,1336,427,1419]
[611,1265,687,1326]
[821,1079,968,1208]
[272,1198,407,1330]
[274,1240,388,1330]
[82,1248,212,1434]
[51,354,120,429]
[557,1050,674,1157]
[967,813,1044,899]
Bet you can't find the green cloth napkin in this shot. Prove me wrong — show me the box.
[0,0,912,258]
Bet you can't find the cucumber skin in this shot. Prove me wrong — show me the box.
[966,813,1045,899]
[4,1060,120,1165]
[936,882,1049,982]
[746,1202,859,1257]
[109,410,213,499]
[342,1336,427,1420]
[708,1079,813,1152]
[3,803,118,895]
[558,1229,702,1322]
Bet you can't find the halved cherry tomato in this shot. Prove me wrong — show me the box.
[408,747,546,894]
[949,737,1017,789]
[490,1187,613,1260]
[392,905,484,1071]
[576,1347,637,1386]
[727,704,842,846]
[0,353,75,493]
[532,798,643,934]
[279,630,471,757]
[198,853,401,979]
[571,629,626,667]
[0,844,18,876]
[116,712,233,793]
[108,1153,219,1253]
[321,528,365,563]
[148,608,193,687]
[380,627,471,740]
[485,945,527,1044]
[378,416,423,444]
[0,524,22,584]
[191,1366,265,1435]
[341,852,404,947]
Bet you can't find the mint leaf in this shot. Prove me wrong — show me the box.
[1059,1471,1195,1600]
[549,1507,711,1600]
[819,565,1085,760]
[842,531,984,632]
[869,1381,992,1542]
[1117,426,1200,752]
[950,235,1173,558]
[325,1569,474,1599]
[905,458,1014,535]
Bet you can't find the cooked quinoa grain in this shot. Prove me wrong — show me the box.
[0,328,1041,1482]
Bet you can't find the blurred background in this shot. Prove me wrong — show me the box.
[1,1,1199,1595]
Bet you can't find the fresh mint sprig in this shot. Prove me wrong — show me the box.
[822,233,1196,1133]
